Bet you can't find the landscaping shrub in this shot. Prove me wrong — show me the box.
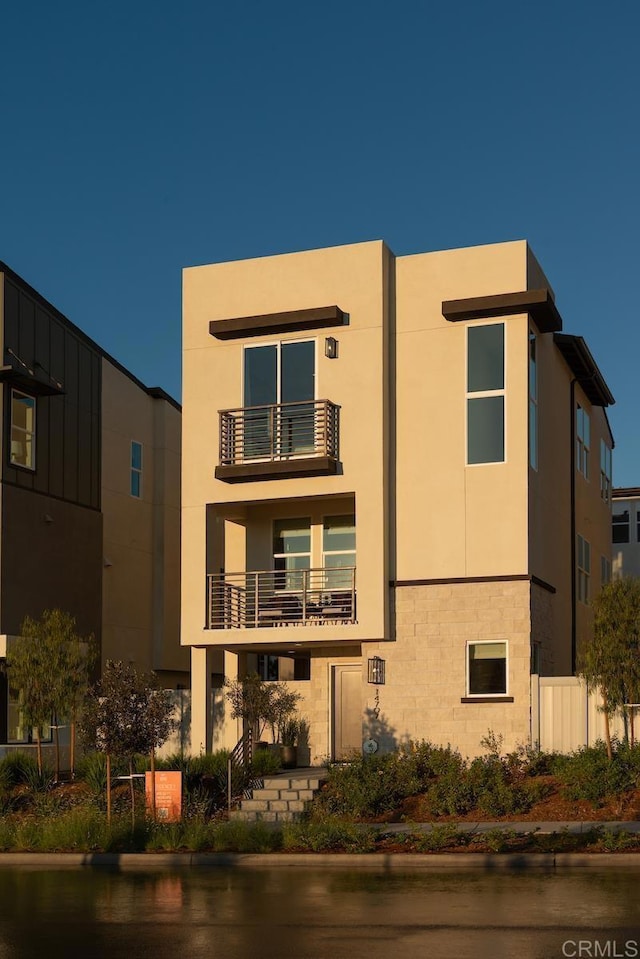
[553,743,639,805]
[415,824,467,852]
[282,820,375,853]
[311,754,420,818]
[250,748,282,778]
[0,751,39,787]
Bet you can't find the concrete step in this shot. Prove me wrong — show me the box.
[231,768,327,823]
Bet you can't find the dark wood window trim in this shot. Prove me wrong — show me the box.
[209,305,347,340]
[442,288,562,334]
[460,697,514,704]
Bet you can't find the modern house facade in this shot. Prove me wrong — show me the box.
[612,487,640,579]
[0,261,188,748]
[182,239,614,760]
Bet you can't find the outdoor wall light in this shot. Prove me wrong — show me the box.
[325,336,338,359]
[367,656,385,685]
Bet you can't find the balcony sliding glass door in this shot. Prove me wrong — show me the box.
[243,341,315,459]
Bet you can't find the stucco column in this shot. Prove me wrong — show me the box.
[190,646,215,755]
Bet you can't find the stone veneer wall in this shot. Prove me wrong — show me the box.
[287,645,362,764]
[362,580,533,758]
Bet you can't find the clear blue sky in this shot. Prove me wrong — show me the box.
[1,1,638,484]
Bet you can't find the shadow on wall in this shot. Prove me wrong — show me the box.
[363,706,398,754]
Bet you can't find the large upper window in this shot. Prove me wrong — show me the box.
[577,534,591,604]
[10,389,36,470]
[323,514,356,589]
[467,641,508,696]
[576,404,590,479]
[273,518,311,590]
[600,441,612,503]
[244,341,315,458]
[466,324,505,465]
[130,441,143,497]
[529,331,538,470]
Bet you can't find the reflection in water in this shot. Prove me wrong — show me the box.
[0,867,638,959]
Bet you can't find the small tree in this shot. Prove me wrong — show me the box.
[577,577,640,759]
[7,609,94,778]
[80,661,175,823]
[224,672,301,744]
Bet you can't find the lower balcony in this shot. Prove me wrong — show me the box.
[206,567,356,630]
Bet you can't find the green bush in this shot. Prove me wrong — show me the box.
[312,754,421,819]
[282,820,375,853]
[209,820,283,853]
[470,827,517,853]
[0,751,39,787]
[553,743,638,805]
[250,748,282,778]
[415,824,466,852]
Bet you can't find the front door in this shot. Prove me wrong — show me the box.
[332,664,363,760]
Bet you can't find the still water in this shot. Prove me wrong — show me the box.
[0,866,638,959]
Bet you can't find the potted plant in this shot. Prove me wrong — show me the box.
[224,673,302,756]
[279,716,310,769]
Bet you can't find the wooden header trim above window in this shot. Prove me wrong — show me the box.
[209,305,347,340]
[442,288,562,334]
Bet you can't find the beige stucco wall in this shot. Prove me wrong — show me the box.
[182,241,392,651]
[101,360,187,681]
[395,242,530,580]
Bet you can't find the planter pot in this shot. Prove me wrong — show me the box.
[280,745,298,769]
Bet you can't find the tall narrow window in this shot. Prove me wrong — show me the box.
[612,510,630,544]
[131,441,143,497]
[576,404,590,479]
[323,515,356,590]
[467,324,505,465]
[600,440,612,503]
[601,555,612,586]
[577,534,591,603]
[273,519,311,590]
[10,389,36,470]
[529,332,538,469]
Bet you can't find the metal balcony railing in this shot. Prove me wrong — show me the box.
[219,399,339,466]
[206,567,356,629]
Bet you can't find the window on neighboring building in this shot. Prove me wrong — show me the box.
[131,441,143,497]
[612,510,630,544]
[7,686,51,744]
[529,331,538,470]
[322,514,356,590]
[466,323,505,465]
[576,404,590,479]
[273,518,311,590]
[601,555,612,586]
[467,641,508,696]
[637,510,640,544]
[10,389,36,470]
[600,441,612,503]
[577,534,591,603]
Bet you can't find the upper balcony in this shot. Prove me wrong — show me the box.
[215,399,340,482]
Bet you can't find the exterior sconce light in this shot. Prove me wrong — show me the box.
[325,336,338,359]
[368,656,385,685]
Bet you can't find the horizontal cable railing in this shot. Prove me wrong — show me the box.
[219,399,339,466]
[207,567,356,629]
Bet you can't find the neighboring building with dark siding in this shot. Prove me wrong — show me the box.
[0,261,187,748]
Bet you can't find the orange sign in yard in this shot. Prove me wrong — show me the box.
[145,771,182,822]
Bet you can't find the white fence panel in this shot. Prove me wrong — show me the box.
[533,675,627,753]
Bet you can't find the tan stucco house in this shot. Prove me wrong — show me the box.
[182,239,614,760]
[0,261,189,749]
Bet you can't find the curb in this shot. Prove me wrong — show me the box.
[1,851,640,870]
